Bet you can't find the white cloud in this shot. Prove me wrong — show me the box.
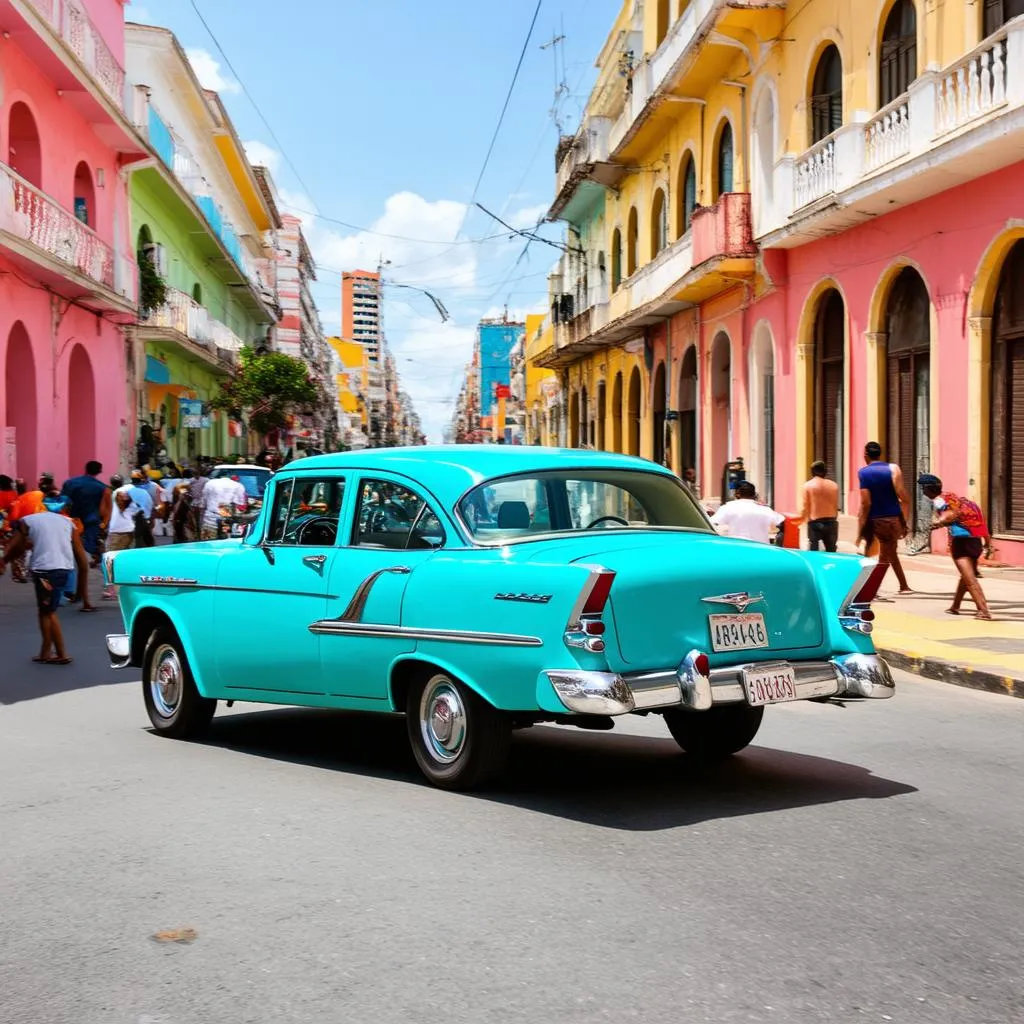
[243,140,281,174]
[185,48,241,95]
[508,203,549,230]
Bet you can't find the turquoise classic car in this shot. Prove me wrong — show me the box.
[105,446,894,789]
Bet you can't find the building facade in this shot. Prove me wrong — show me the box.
[533,0,1024,564]
[124,23,279,465]
[1,0,145,482]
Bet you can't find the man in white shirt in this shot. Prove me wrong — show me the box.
[199,475,247,540]
[711,481,785,544]
[101,476,155,600]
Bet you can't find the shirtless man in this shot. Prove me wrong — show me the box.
[800,461,840,552]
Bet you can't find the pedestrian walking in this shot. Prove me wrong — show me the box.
[102,473,153,599]
[800,460,840,552]
[710,481,785,544]
[857,441,912,594]
[683,467,701,499]
[918,474,993,620]
[189,464,209,540]
[61,460,111,568]
[1,493,89,664]
[199,473,247,540]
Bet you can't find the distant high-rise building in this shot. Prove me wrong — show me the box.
[342,269,383,363]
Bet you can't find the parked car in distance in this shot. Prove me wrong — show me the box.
[105,446,894,790]
[209,464,271,507]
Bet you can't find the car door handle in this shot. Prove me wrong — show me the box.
[303,554,328,569]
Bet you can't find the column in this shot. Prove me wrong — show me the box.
[864,331,887,447]
[966,315,991,504]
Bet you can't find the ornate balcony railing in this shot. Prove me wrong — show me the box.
[24,0,126,110]
[0,159,121,293]
[691,192,756,265]
[863,95,911,172]
[141,287,245,354]
[794,134,837,209]
[936,28,1009,137]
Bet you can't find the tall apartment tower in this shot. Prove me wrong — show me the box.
[342,269,383,363]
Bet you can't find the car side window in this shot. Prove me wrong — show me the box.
[354,479,444,550]
[266,476,345,547]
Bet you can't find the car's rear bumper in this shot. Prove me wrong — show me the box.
[545,653,895,716]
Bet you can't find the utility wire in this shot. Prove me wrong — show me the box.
[454,0,544,240]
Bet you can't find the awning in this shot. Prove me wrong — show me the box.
[145,383,196,412]
[145,354,171,384]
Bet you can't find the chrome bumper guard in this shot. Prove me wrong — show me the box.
[106,633,131,670]
[546,653,895,716]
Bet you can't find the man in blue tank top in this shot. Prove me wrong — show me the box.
[857,441,912,593]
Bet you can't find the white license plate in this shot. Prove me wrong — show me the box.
[743,665,798,707]
[708,613,769,653]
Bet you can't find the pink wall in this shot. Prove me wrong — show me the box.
[82,0,129,64]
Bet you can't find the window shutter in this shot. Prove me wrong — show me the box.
[1009,340,1024,531]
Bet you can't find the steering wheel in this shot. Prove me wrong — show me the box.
[296,516,337,546]
[586,515,630,529]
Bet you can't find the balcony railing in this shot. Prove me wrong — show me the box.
[935,28,1008,137]
[24,0,126,110]
[554,117,612,197]
[863,95,911,173]
[691,192,755,265]
[0,159,125,295]
[794,134,837,208]
[141,287,245,354]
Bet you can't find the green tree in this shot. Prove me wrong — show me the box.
[212,348,318,437]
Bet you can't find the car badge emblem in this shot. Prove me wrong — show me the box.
[495,592,553,604]
[701,591,764,613]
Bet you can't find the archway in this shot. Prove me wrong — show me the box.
[811,44,843,144]
[596,381,607,450]
[651,189,667,257]
[715,120,734,199]
[678,346,698,479]
[655,0,670,46]
[4,322,38,479]
[986,0,1024,35]
[627,367,641,456]
[879,0,917,107]
[626,207,639,276]
[580,385,590,447]
[710,332,732,491]
[611,372,623,452]
[813,289,846,505]
[568,391,580,449]
[67,344,96,474]
[676,153,697,237]
[8,102,42,188]
[884,267,931,533]
[192,282,203,305]
[990,239,1024,535]
[748,324,776,507]
[73,161,95,228]
[611,229,622,292]
[752,88,776,236]
[652,361,666,465]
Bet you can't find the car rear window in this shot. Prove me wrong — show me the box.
[459,469,710,544]
[212,468,270,498]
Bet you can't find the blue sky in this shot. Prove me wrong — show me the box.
[127,0,621,439]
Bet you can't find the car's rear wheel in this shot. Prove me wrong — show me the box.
[142,625,216,738]
[663,704,764,759]
[406,672,511,790]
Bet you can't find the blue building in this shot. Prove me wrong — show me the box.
[477,317,525,436]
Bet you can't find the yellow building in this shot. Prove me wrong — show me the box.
[521,314,562,445]
[329,337,369,447]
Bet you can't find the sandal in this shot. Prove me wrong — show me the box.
[45,657,73,665]
[32,656,55,663]
[79,606,98,613]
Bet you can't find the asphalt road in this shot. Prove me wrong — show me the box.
[2,572,1022,1024]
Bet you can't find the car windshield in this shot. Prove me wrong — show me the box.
[211,468,270,499]
[458,469,710,544]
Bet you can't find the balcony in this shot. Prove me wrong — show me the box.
[550,117,624,220]
[138,288,245,369]
[0,159,136,315]
[768,19,1024,245]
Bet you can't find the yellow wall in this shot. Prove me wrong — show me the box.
[329,337,368,426]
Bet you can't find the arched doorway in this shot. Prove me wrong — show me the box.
[715,120,734,199]
[611,229,622,292]
[580,385,590,446]
[569,391,580,449]
[626,208,638,276]
[5,322,38,479]
[677,153,697,237]
[811,44,843,143]
[990,239,1024,535]
[596,381,607,450]
[749,324,776,506]
[652,361,666,465]
[627,367,641,456]
[678,346,698,478]
[8,102,42,187]
[655,0,670,46]
[880,0,917,107]
[884,267,931,534]
[752,88,776,235]
[710,333,732,491]
[73,161,95,227]
[611,372,623,452]
[67,344,96,474]
[651,189,667,257]
[813,289,846,504]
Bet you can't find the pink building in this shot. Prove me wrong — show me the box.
[0,0,145,483]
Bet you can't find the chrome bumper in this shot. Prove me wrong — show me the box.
[546,653,895,716]
[106,633,131,670]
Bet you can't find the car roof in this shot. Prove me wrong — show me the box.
[212,464,269,472]
[282,445,673,505]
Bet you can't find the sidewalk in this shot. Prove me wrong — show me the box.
[865,552,1024,699]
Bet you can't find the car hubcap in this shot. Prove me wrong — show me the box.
[150,644,182,719]
[420,677,467,763]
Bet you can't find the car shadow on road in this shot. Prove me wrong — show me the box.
[192,707,917,831]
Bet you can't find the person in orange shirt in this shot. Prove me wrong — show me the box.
[799,461,841,552]
[9,472,52,521]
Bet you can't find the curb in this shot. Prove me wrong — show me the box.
[877,647,1024,700]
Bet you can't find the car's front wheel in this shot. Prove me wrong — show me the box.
[406,672,511,790]
[663,704,764,759]
[142,625,216,738]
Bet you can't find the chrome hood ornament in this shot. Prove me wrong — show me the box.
[701,591,765,613]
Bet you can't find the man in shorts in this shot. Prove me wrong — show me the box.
[1,494,89,664]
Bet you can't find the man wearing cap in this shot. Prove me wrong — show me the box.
[1,492,89,664]
[918,474,993,620]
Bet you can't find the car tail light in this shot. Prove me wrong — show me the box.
[849,562,888,606]
[565,568,615,653]
[581,570,615,617]
[582,620,605,636]
[694,653,710,678]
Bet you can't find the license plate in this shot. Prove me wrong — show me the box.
[708,613,769,653]
[743,665,798,706]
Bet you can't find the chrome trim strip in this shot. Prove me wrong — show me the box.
[338,566,412,622]
[116,583,343,600]
[700,592,765,612]
[137,576,199,586]
[309,621,543,647]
